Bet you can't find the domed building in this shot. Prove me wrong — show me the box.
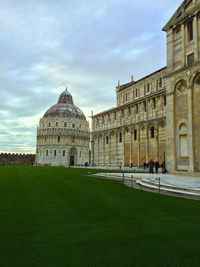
[36,88,90,166]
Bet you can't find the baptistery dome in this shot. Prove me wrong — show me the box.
[36,88,90,167]
[43,89,86,120]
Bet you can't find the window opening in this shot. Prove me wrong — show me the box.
[151,127,155,138]
[134,130,137,141]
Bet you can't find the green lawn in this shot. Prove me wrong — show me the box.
[0,166,200,267]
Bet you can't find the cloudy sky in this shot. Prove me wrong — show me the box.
[0,0,183,153]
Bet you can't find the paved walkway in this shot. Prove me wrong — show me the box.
[111,173,200,190]
[92,172,200,199]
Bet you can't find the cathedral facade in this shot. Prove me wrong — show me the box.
[36,89,90,166]
[91,0,200,173]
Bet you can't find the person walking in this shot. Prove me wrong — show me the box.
[149,159,154,174]
[155,161,159,174]
[161,161,166,173]
[143,162,146,170]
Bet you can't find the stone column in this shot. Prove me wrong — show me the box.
[103,135,105,166]
[137,127,140,167]
[193,15,199,60]
[109,133,112,166]
[130,129,132,166]
[97,136,99,166]
[123,130,125,166]
[166,91,176,172]
[181,24,186,66]
[146,100,148,121]
[115,132,118,166]
[156,124,159,161]
[145,125,149,164]
[91,134,94,166]
[167,29,174,71]
[188,86,194,172]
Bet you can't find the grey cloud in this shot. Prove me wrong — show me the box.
[0,0,183,152]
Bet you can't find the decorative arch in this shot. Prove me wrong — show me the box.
[189,69,200,86]
[139,123,145,131]
[174,79,187,95]
[179,123,187,131]
[192,71,200,86]
[69,147,78,166]
[173,76,189,90]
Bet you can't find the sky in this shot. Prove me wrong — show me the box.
[0,0,183,153]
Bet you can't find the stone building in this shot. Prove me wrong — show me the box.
[91,0,200,173]
[36,89,90,166]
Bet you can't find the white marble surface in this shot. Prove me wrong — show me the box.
[93,172,200,192]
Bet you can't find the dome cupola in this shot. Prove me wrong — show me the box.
[43,88,86,120]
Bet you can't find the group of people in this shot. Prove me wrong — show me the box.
[144,160,166,174]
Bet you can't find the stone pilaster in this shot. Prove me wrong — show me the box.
[130,130,132,166]
[137,127,140,167]
[145,125,149,163]
[103,135,105,166]
[181,24,186,67]
[156,123,159,161]
[166,91,176,172]
[109,133,112,166]
[193,14,198,60]
[187,86,194,172]
[123,130,125,166]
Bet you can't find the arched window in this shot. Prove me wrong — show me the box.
[135,88,138,97]
[72,136,75,143]
[134,130,137,141]
[64,122,67,127]
[106,136,109,144]
[54,150,56,156]
[153,98,156,109]
[151,127,155,138]
[144,102,147,112]
[49,122,51,127]
[163,95,166,106]
[58,136,60,142]
[128,107,131,116]
[194,73,200,85]
[46,150,48,156]
[119,132,122,143]
[135,104,138,114]
[63,150,65,157]
[56,122,58,127]
[159,77,162,88]
[147,83,150,92]
[175,80,187,95]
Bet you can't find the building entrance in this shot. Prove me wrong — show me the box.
[70,155,74,166]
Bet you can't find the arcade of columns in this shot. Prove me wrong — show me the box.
[92,119,166,167]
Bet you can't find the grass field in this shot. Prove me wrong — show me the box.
[0,166,200,267]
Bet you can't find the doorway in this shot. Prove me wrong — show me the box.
[70,155,74,166]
